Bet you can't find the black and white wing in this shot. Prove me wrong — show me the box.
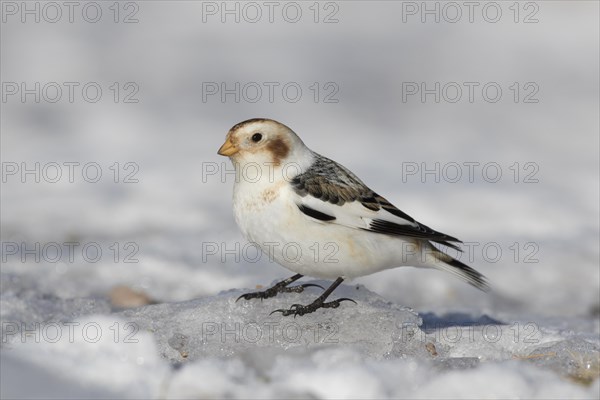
[291,154,463,251]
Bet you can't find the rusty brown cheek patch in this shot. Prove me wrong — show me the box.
[267,138,290,166]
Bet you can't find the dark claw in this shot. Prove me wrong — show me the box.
[236,291,271,302]
[269,303,304,317]
[238,282,324,303]
[321,298,357,309]
[236,293,250,302]
[269,297,357,317]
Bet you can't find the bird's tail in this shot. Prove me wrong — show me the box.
[429,245,490,292]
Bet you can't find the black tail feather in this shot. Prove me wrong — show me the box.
[445,257,490,292]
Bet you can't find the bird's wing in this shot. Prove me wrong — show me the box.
[291,154,462,249]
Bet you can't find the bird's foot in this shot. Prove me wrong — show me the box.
[236,283,324,302]
[270,297,356,317]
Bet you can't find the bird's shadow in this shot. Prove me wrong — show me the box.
[419,312,504,333]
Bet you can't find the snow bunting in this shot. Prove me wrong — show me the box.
[218,118,489,316]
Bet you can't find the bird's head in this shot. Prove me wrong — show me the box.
[218,118,309,168]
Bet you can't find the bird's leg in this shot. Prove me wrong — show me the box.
[271,277,356,317]
[236,274,324,302]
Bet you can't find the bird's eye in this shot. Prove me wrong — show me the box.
[251,133,263,142]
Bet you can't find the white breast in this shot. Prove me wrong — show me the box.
[232,177,419,279]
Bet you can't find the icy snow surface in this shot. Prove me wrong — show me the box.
[2,283,599,399]
[2,1,599,399]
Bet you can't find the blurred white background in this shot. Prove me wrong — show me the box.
[2,0,598,317]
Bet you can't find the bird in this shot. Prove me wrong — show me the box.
[217,118,489,316]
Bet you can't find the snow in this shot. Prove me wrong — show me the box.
[2,285,599,399]
[1,1,599,398]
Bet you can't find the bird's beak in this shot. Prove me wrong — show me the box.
[217,136,239,156]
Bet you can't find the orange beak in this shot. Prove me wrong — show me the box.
[217,136,239,156]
